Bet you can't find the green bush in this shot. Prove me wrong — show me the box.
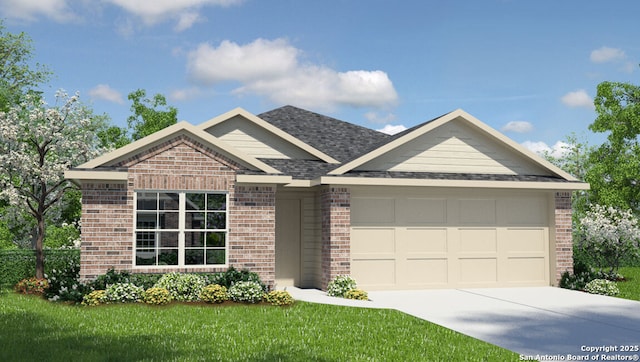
[264,290,294,306]
[0,249,79,289]
[153,272,206,302]
[14,277,49,296]
[327,275,357,297]
[211,267,266,291]
[559,270,598,291]
[344,289,368,301]
[81,290,107,306]
[105,283,145,303]
[43,252,86,303]
[200,284,228,304]
[228,281,264,303]
[44,223,80,249]
[87,268,131,290]
[128,273,163,290]
[143,287,172,305]
[584,279,620,296]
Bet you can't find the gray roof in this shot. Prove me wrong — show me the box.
[252,105,573,183]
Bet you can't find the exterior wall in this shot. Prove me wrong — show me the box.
[554,191,573,283]
[79,135,277,288]
[320,186,351,290]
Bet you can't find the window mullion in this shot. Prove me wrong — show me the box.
[178,192,186,267]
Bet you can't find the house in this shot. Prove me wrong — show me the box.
[65,106,589,290]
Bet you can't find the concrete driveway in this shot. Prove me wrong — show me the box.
[288,287,640,358]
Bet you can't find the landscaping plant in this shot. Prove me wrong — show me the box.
[264,290,294,306]
[14,277,48,296]
[153,272,206,302]
[82,290,106,306]
[199,284,228,304]
[104,283,144,303]
[143,287,172,305]
[327,275,358,298]
[585,279,620,297]
[344,289,368,301]
[228,281,264,303]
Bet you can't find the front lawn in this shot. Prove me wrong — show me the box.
[0,291,517,361]
[617,266,640,301]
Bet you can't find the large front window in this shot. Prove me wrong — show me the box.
[135,191,227,267]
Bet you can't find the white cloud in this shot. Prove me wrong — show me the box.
[169,87,201,101]
[561,89,594,109]
[107,0,241,30]
[0,0,77,22]
[522,140,570,159]
[501,121,533,133]
[187,38,398,110]
[377,124,407,135]
[88,84,124,104]
[364,111,397,124]
[590,46,626,63]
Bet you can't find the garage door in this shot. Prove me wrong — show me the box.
[350,189,550,290]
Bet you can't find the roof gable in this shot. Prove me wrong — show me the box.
[329,109,578,181]
[76,121,281,174]
[200,108,339,163]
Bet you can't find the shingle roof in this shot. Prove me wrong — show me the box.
[258,105,390,162]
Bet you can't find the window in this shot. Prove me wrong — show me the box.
[135,191,227,267]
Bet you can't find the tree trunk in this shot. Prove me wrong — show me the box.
[35,216,45,279]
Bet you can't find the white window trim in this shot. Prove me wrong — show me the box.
[132,190,229,269]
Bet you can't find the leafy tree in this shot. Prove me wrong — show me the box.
[0,91,104,278]
[127,89,177,140]
[587,81,640,211]
[0,20,51,109]
[97,124,131,149]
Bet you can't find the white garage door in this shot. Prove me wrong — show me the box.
[350,188,550,290]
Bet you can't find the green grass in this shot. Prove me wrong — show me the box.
[617,266,640,301]
[0,291,517,362]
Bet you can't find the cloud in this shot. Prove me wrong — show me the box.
[590,46,626,63]
[501,121,533,133]
[561,89,594,109]
[0,0,77,22]
[377,124,407,135]
[169,87,202,101]
[522,140,570,159]
[88,84,124,104]
[187,38,398,110]
[364,111,397,124]
[107,0,241,30]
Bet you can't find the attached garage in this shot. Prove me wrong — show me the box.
[350,187,553,290]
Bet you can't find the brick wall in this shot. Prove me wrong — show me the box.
[79,135,276,287]
[320,186,351,290]
[554,191,573,283]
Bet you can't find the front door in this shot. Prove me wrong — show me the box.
[275,198,301,287]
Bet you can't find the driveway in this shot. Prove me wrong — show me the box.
[288,287,640,358]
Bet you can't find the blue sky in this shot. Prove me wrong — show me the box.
[2,0,638,156]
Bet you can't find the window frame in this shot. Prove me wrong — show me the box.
[133,190,229,268]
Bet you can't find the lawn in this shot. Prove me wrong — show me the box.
[0,291,517,362]
[617,266,640,301]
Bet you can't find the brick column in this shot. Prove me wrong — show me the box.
[554,191,573,284]
[321,187,351,290]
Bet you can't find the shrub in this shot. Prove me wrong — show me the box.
[559,270,598,291]
[82,290,107,306]
[228,281,264,303]
[105,283,144,303]
[128,273,163,290]
[143,287,172,305]
[584,279,620,296]
[211,267,266,291]
[327,275,357,297]
[344,289,368,301]
[0,249,79,289]
[264,290,294,306]
[87,268,131,290]
[44,223,80,249]
[153,272,206,302]
[200,284,228,304]
[14,277,49,295]
[43,253,86,303]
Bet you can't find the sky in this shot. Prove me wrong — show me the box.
[1,0,639,157]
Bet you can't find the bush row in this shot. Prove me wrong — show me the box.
[0,249,79,289]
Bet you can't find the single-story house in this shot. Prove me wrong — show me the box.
[65,106,589,290]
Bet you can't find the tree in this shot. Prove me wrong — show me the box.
[127,89,177,141]
[0,91,104,278]
[587,81,640,211]
[0,20,51,109]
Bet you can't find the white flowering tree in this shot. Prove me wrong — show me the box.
[579,204,640,276]
[0,91,103,278]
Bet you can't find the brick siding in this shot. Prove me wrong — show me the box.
[554,191,573,283]
[320,186,351,290]
[79,135,276,288]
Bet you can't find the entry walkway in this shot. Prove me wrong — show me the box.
[286,286,640,358]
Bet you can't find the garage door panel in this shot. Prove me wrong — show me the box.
[459,199,496,225]
[351,198,395,224]
[504,228,546,253]
[404,228,448,254]
[459,258,497,283]
[352,259,396,286]
[459,229,497,253]
[505,197,547,225]
[405,259,448,285]
[351,228,395,254]
[506,258,547,282]
[403,198,447,224]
